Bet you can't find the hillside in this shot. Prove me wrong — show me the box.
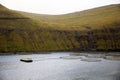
[20,4,120,30]
[0,4,120,53]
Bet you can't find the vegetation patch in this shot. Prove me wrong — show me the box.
[0,4,120,53]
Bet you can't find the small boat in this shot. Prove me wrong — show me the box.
[20,58,33,62]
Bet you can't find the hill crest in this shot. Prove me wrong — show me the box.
[0,4,120,53]
[0,4,29,19]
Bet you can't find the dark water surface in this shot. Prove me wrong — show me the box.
[0,52,120,80]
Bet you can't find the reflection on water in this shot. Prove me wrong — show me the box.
[0,52,120,80]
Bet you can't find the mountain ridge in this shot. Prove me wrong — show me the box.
[0,4,29,19]
[19,4,120,30]
[0,4,120,53]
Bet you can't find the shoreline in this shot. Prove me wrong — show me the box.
[0,50,120,55]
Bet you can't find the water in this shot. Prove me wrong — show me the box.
[0,52,120,80]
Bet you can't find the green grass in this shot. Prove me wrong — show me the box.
[0,4,120,53]
[19,4,120,30]
[0,4,28,19]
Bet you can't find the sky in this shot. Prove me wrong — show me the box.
[0,0,120,15]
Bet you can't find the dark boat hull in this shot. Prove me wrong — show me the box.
[20,58,33,62]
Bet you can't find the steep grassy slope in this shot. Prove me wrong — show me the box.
[0,4,120,53]
[0,4,28,19]
[0,4,80,52]
[14,4,120,51]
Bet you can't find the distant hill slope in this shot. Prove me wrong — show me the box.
[0,4,28,19]
[20,4,120,30]
[0,4,120,53]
